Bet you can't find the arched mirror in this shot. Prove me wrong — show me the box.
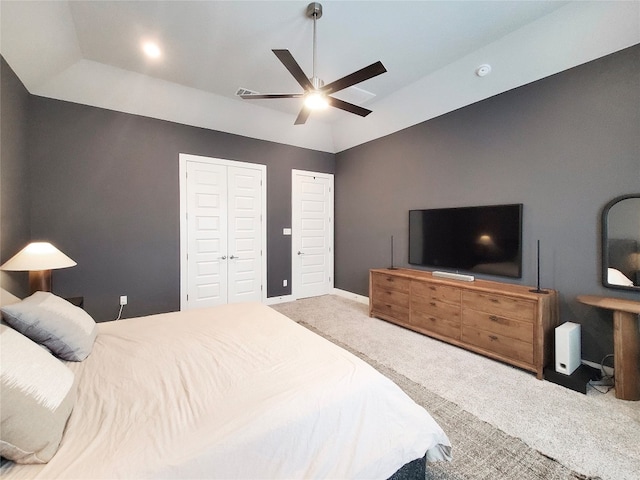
[602,194,640,291]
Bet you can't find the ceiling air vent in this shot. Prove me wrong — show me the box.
[236,87,260,96]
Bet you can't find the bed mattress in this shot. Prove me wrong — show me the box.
[1,302,451,478]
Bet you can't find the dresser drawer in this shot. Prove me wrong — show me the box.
[371,272,410,293]
[373,288,409,308]
[462,308,533,344]
[411,296,460,321]
[371,300,410,322]
[462,326,534,365]
[462,291,535,323]
[410,310,461,340]
[411,281,461,305]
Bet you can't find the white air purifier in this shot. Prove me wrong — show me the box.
[555,322,581,375]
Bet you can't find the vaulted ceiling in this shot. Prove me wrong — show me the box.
[1,1,638,153]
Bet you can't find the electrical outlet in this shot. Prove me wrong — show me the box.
[283,279,288,287]
[119,295,128,306]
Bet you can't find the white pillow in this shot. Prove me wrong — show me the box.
[607,268,634,287]
[0,324,77,463]
[0,291,97,361]
[0,288,21,322]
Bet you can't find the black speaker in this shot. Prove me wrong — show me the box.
[388,235,397,270]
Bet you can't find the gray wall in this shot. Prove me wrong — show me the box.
[1,57,31,298]
[334,45,640,363]
[22,96,333,320]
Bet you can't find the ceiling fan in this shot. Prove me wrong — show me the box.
[239,2,387,125]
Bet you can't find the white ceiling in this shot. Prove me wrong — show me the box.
[1,1,638,153]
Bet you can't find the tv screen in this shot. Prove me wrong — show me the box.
[409,203,523,278]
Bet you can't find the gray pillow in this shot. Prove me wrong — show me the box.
[0,291,97,361]
[0,324,77,463]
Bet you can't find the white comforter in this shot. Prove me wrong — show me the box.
[1,302,451,479]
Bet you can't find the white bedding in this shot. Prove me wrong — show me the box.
[1,302,451,479]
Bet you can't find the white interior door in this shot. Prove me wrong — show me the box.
[292,170,334,299]
[227,166,263,303]
[186,161,228,308]
[180,154,266,310]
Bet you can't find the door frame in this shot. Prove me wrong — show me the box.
[291,169,334,300]
[179,153,267,310]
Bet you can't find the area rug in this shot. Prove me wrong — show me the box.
[294,318,597,480]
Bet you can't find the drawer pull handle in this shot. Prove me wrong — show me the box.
[490,298,500,304]
[489,315,500,322]
[488,335,498,341]
[429,286,436,291]
[430,302,436,307]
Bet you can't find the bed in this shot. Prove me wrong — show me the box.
[1,293,451,479]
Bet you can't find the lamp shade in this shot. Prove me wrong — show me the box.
[1,242,76,271]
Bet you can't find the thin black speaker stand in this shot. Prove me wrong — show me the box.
[530,239,549,294]
[388,235,397,270]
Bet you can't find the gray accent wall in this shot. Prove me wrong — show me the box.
[1,57,31,298]
[334,45,639,363]
[21,93,333,320]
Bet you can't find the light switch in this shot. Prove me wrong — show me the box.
[283,228,292,235]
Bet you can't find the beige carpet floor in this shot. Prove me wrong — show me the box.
[272,295,640,480]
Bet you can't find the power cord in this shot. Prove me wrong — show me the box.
[115,304,124,321]
[588,354,614,394]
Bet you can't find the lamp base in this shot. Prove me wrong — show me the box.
[29,270,52,295]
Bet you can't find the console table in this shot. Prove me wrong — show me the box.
[370,268,559,379]
[577,295,640,401]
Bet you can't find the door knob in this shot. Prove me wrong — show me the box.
[230,255,239,259]
[297,251,305,255]
[219,255,227,260]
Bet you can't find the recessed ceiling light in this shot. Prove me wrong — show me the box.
[142,41,161,59]
[475,64,492,77]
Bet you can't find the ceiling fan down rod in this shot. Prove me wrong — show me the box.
[307,2,323,89]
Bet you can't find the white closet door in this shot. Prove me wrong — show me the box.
[292,170,334,299]
[186,161,228,308]
[227,166,263,303]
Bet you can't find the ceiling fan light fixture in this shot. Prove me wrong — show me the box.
[241,2,386,125]
[304,92,329,110]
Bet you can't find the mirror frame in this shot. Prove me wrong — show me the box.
[601,193,640,291]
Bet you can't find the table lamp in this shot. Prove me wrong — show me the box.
[1,242,77,294]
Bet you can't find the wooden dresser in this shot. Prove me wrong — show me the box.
[369,268,559,379]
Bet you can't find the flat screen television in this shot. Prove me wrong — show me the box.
[409,203,523,278]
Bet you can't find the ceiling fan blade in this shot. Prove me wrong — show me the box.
[294,107,312,125]
[321,61,387,95]
[239,93,303,99]
[327,96,372,117]
[272,49,314,91]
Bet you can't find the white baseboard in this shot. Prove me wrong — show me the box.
[332,288,369,305]
[265,295,295,305]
